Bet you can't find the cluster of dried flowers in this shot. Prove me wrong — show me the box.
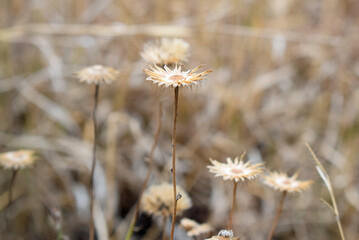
[70,38,313,240]
[0,37,329,240]
[206,153,312,240]
[139,38,313,240]
[71,38,213,240]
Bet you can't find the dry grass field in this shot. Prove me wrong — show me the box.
[0,0,358,239]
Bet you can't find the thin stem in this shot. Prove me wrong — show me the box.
[162,215,167,240]
[228,181,238,230]
[8,170,18,205]
[125,102,163,240]
[89,84,99,240]
[267,191,287,240]
[170,87,179,240]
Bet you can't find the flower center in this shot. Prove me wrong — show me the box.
[169,74,185,82]
[9,152,26,161]
[281,179,292,185]
[230,168,243,174]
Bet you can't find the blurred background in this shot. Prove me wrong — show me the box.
[0,0,359,239]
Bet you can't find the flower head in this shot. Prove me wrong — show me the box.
[141,183,192,217]
[207,154,264,182]
[181,218,214,237]
[141,38,190,66]
[144,64,212,88]
[0,150,37,170]
[262,171,312,193]
[206,230,240,240]
[74,65,119,85]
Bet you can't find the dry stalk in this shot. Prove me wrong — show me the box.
[170,87,179,240]
[89,84,99,240]
[228,181,238,230]
[162,215,167,240]
[306,143,346,240]
[105,114,120,230]
[267,191,287,240]
[8,170,18,205]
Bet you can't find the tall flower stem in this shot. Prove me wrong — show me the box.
[125,102,163,240]
[267,191,287,240]
[228,181,238,230]
[170,87,179,240]
[162,215,168,240]
[89,84,99,240]
[8,170,18,205]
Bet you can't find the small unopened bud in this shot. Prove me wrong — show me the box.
[176,193,182,201]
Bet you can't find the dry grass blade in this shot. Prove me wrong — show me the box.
[15,79,80,134]
[94,199,109,240]
[305,143,346,240]
[320,198,335,214]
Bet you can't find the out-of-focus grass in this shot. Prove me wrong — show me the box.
[0,0,359,239]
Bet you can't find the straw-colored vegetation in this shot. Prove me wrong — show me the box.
[0,1,358,240]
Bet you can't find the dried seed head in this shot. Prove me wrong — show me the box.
[141,38,190,66]
[207,154,264,182]
[0,150,37,170]
[262,171,313,193]
[180,218,198,230]
[141,183,192,217]
[74,65,119,85]
[180,218,214,237]
[144,64,212,88]
[218,230,233,237]
[206,230,240,240]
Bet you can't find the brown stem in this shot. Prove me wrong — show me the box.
[228,181,237,230]
[162,215,167,240]
[89,84,99,240]
[8,170,18,205]
[149,102,163,162]
[124,102,163,240]
[170,87,179,240]
[267,191,287,240]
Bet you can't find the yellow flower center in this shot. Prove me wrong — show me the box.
[169,74,185,82]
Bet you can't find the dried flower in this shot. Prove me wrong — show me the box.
[144,64,212,88]
[206,236,240,240]
[141,183,192,217]
[180,218,213,237]
[141,38,190,66]
[74,65,119,85]
[207,155,264,182]
[262,171,312,193]
[206,230,240,240]
[0,150,37,170]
